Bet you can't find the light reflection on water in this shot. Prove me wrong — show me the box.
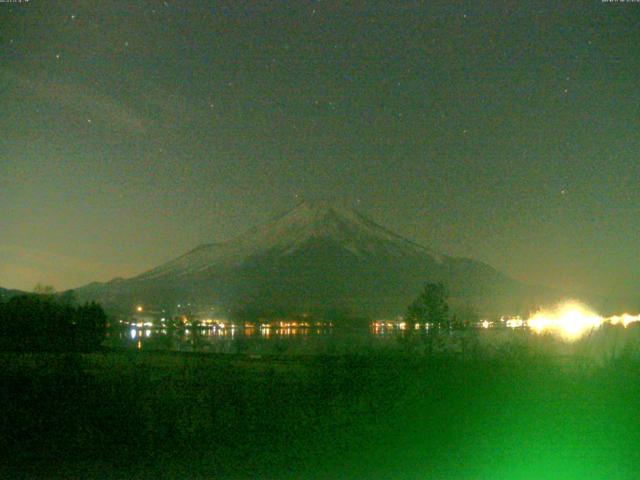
[111,322,487,356]
[110,325,390,355]
[106,321,640,359]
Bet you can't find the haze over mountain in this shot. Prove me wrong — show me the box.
[76,202,562,319]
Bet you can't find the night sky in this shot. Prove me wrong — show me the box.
[1,1,638,298]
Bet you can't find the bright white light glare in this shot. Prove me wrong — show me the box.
[527,301,601,339]
[609,313,640,328]
[527,301,639,340]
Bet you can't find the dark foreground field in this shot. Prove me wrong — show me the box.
[1,348,640,479]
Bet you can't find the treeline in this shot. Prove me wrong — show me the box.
[0,294,107,352]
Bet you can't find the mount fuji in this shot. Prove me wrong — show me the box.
[75,202,555,319]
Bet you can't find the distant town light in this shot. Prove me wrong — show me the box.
[505,318,523,328]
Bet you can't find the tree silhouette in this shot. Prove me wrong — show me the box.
[74,301,107,351]
[59,289,78,307]
[33,283,56,296]
[405,282,450,331]
[0,294,107,352]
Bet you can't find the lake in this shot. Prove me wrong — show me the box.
[106,324,411,355]
[105,322,640,361]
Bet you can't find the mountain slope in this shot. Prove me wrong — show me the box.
[137,202,443,280]
[75,202,558,318]
[0,287,26,302]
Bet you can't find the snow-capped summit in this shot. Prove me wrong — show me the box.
[137,201,442,280]
[75,201,546,318]
[257,200,441,258]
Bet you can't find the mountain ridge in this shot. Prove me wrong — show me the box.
[0,287,27,301]
[136,201,443,280]
[75,201,561,319]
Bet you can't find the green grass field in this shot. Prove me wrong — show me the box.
[1,343,640,479]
